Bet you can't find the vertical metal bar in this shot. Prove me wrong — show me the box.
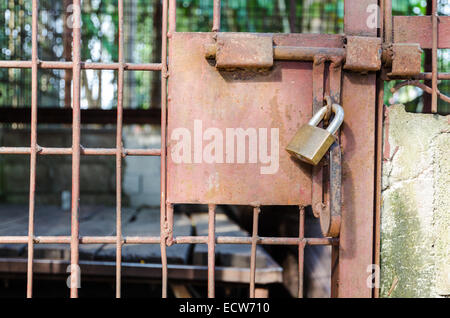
[373,79,384,298]
[331,243,340,297]
[329,63,342,105]
[26,0,39,298]
[208,204,216,298]
[249,206,260,298]
[166,204,174,246]
[329,63,342,297]
[431,0,438,113]
[70,0,82,298]
[374,0,385,298]
[384,0,393,43]
[160,0,169,299]
[63,0,73,109]
[160,231,168,298]
[379,0,384,39]
[424,0,433,113]
[298,206,305,298]
[115,0,125,299]
[212,0,221,32]
[312,59,325,218]
[340,0,377,298]
[168,0,176,35]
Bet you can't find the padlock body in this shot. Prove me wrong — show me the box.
[286,125,336,165]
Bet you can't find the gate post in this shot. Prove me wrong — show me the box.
[337,0,378,298]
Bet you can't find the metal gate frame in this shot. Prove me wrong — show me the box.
[0,0,376,299]
[1,0,445,298]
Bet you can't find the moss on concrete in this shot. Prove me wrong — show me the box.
[381,105,449,298]
[380,186,432,297]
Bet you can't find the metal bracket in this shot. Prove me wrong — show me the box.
[383,43,423,76]
[344,36,382,72]
[205,33,274,69]
[320,142,342,238]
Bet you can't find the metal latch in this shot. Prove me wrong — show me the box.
[382,43,423,76]
[205,33,274,69]
[205,33,423,76]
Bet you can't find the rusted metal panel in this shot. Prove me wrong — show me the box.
[344,36,382,72]
[168,33,338,206]
[393,16,450,49]
[338,0,377,298]
[168,33,343,206]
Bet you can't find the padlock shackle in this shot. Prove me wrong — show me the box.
[308,103,344,135]
[326,103,344,135]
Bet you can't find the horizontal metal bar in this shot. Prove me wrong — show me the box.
[0,61,162,71]
[273,46,346,61]
[0,258,283,284]
[0,108,162,125]
[0,147,161,156]
[206,44,346,63]
[0,235,338,246]
[387,72,450,80]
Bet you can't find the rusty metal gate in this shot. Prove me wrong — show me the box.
[0,0,448,298]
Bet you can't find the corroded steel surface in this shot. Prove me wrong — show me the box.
[167,33,343,206]
[344,36,382,72]
[390,43,423,76]
[213,33,274,69]
[320,141,342,238]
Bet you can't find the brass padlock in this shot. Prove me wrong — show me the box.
[286,102,344,165]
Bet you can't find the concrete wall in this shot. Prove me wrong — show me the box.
[381,105,449,297]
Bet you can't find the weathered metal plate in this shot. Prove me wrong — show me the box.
[344,36,381,72]
[390,43,422,76]
[215,33,274,69]
[167,33,342,205]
